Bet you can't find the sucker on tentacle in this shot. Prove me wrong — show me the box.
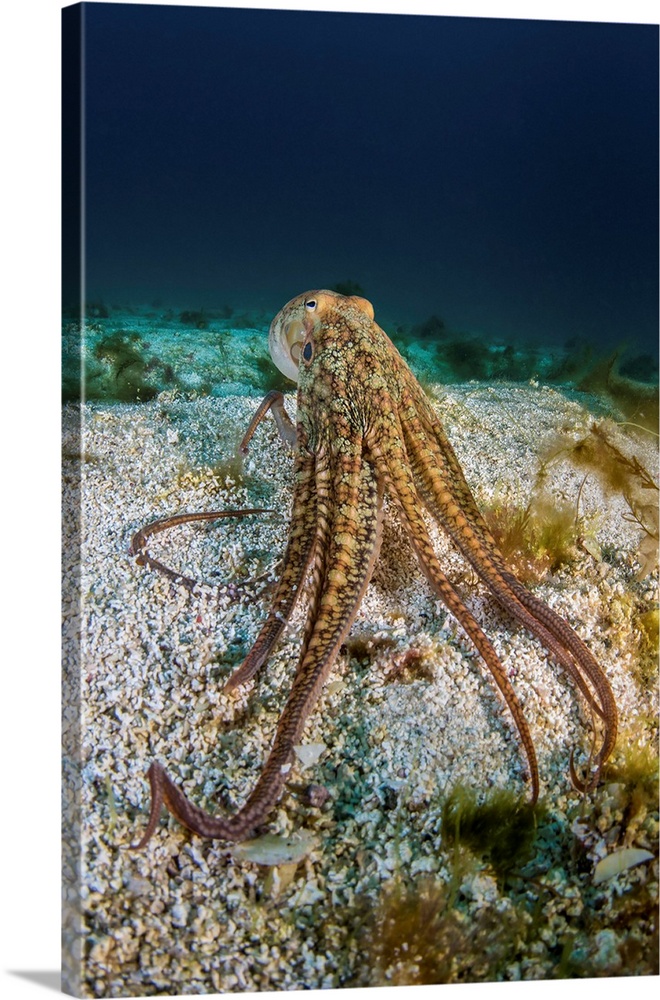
[131,288,618,847]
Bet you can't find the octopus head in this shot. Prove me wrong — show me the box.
[268,289,375,382]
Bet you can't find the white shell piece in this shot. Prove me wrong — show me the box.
[593,847,655,884]
[229,831,319,866]
[293,742,326,769]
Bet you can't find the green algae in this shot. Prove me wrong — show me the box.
[601,737,659,838]
[483,493,580,583]
[179,308,209,329]
[88,330,160,402]
[441,786,545,882]
[540,419,659,578]
[482,416,658,584]
[359,875,526,986]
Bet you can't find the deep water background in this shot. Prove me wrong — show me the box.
[65,2,658,367]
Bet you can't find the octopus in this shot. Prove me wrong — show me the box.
[133,289,618,847]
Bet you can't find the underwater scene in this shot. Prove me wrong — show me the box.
[62,2,659,997]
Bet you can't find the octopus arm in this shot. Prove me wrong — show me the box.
[400,398,616,787]
[223,448,317,692]
[239,389,297,453]
[408,387,496,536]
[494,567,617,784]
[133,437,384,844]
[403,409,598,696]
[368,421,539,802]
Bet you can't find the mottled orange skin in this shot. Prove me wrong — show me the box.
[135,290,617,846]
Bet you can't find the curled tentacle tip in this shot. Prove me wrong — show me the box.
[125,762,166,851]
[222,669,246,693]
[569,747,602,794]
[126,810,159,851]
[569,747,586,792]
[126,832,152,852]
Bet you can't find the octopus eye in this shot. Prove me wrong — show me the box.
[305,299,317,311]
[302,341,313,362]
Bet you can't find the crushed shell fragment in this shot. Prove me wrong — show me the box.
[293,742,326,768]
[593,848,655,884]
[228,831,319,866]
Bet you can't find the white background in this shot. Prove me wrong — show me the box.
[0,1,656,998]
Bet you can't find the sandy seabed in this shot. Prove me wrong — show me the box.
[62,381,658,997]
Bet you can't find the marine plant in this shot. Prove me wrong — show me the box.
[619,352,659,384]
[355,766,658,985]
[539,419,659,578]
[439,337,490,380]
[485,418,658,584]
[561,725,659,976]
[483,493,580,583]
[441,785,545,883]
[545,338,595,384]
[599,735,659,846]
[636,606,659,663]
[360,875,523,985]
[91,330,159,402]
[411,314,447,341]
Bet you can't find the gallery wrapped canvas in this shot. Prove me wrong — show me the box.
[62,2,659,996]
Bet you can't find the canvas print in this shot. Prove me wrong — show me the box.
[62,1,659,995]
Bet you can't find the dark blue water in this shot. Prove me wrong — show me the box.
[66,2,658,364]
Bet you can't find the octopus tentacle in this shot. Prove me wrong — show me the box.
[494,568,617,784]
[133,436,383,846]
[404,382,495,536]
[129,508,275,591]
[224,447,317,692]
[404,410,615,723]
[401,409,607,708]
[404,402,617,784]
[286,435,385,679]
[399,403,617,783]
[368,426,539,801]
[239,389,297,453]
